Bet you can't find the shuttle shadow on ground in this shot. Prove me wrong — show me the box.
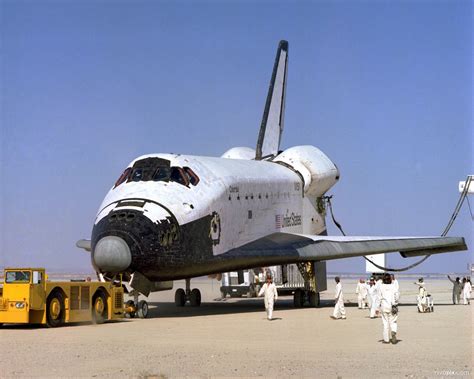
[141,298,371,319]
[143,297,454,319]
[146,299,289,319]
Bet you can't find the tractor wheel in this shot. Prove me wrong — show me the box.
[46,290,65,328]
[92,290,108,324]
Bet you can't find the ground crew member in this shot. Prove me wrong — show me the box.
[331,276,346,320]
[378,273,399,344]
[356,279,368,309]
[391,274,399,294]
[375,276,383,314]
[462,278,471,305]
[414,278,427,312]
[447,275,462,304]
[258,274,278,320]
[368,278,378,318]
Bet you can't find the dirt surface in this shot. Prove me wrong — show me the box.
[0,277,472,378]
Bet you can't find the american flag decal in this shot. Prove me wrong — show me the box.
[275,214,282,229]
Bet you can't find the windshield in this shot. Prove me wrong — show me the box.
[113,158,199,188]
[5,271,31,284]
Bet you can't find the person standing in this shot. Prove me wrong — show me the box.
[378,273,399,344]
[414,278,427,313]
[356,279,368,309]
[368,278,378,318]
[331,276,346,320]
[462,278,471,305]
[258,274,278,320]
[447,275,462,304]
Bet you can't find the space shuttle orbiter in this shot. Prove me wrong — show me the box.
[77,40,467,307]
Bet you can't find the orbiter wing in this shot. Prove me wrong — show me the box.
[223,233,467,264]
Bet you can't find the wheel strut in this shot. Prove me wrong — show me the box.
[185,278,191,296]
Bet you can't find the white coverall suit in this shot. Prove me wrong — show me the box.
[462,281,471,305]
[392,279,399,294]
[356,282,368,309]
[258,282,278,320]
[333,282,346,319]
[415,283,427,312]
[368,284,378,318]
[378,283,399,343]
[448,277,462,304]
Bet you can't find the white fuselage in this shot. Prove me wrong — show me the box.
[91,146,338,280]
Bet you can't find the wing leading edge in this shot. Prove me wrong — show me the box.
[222,233,467,263]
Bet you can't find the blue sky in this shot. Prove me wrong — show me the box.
[1,0,472,273]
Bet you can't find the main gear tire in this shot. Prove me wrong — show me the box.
[309,291,320,307]
[293,289,304,308]
[175,288,186,307]
[190,289,201,307]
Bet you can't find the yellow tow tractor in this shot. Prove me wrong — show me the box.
[0,268,131,327]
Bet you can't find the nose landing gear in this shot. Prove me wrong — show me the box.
[174,278,201,307]
[125,290,149,318]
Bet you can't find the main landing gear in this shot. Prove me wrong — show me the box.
[175,278,201,307]
[293,289,320,308]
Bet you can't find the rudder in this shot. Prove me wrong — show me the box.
[255,40,289,160]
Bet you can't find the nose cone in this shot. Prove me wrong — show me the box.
[93,236,132,272]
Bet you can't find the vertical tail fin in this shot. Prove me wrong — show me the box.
[255,40,289,160]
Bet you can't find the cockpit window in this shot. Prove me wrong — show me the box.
[113,158,199,189]
[130,167,156,182]
[114,167,131,188]
[183,167,200,186]
[170,167,189,186]
[126,157,171,185]
[153,167,171,182]
[131,168,143,182]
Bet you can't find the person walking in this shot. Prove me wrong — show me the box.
[447,275,462,304]
[391,274,399,294]
[378,273,399,344]
[258,274,278,320]
[331,276,346,320]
